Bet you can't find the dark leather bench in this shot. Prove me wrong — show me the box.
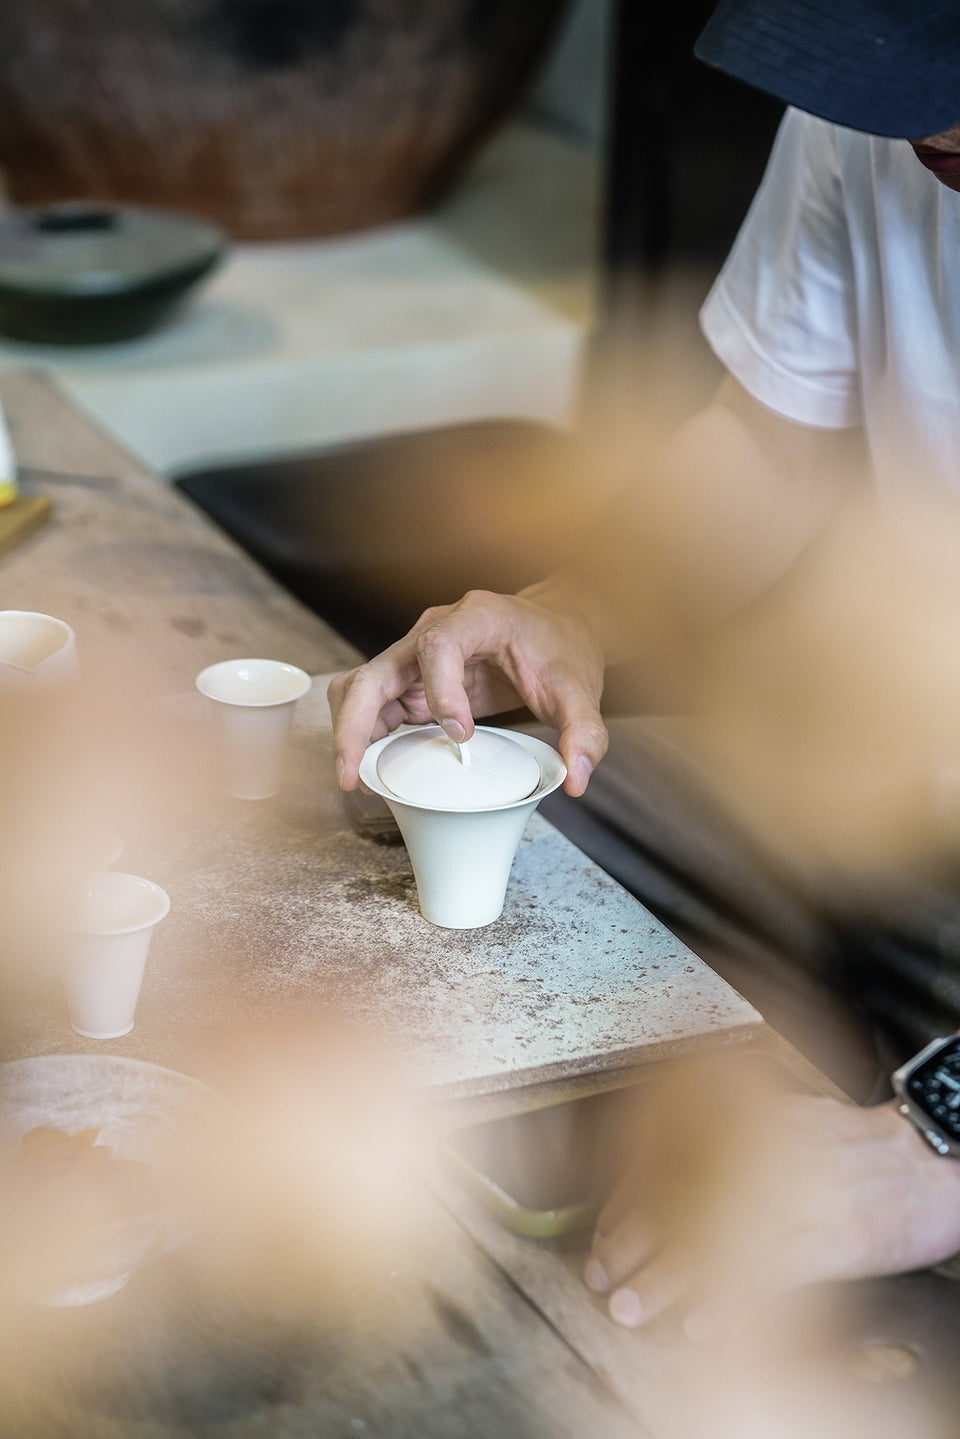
[176,418,601,658]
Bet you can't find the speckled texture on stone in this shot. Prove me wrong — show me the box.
[13,685,760,1100]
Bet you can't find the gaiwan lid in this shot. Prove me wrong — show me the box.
[376,726,541,810]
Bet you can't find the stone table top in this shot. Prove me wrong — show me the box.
[9,676,761,1105]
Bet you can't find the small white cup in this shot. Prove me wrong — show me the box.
[196,658,311,800]
[62,872,171,1039]
[0,610,78,691]
[359,726,566,928]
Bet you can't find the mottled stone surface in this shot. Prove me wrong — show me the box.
[11,677,760,1103]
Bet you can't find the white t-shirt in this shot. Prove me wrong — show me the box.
[700,107,960,499]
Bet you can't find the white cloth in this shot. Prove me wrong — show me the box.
[700,108,960,501]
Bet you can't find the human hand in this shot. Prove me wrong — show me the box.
[328,587,608,795]
[584,1064,960,1332]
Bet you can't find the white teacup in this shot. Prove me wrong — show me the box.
[196,658,311,800]
[0,610,78,691]
[359,725,566,929]
[61,872,171,1039]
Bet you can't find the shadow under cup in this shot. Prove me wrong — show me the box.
[359,727,566,928]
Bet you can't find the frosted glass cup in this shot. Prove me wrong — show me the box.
[62,872,171,1039]
[359,725,566,929]
[196,658,311,799]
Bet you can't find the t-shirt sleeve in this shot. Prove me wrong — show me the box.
[700,108,863,430]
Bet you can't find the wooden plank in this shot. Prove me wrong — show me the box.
[0,369,361,691]
[425,1034,850,1436]
[0,493,52,557]
[5,1181,647,1439]
[433,1165,675,1433]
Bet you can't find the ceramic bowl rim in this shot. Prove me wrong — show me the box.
[359,724,566,814]
[195,657,312,708]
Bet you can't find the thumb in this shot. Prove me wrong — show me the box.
[557,711,608,797]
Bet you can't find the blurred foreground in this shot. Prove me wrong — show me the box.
[5,324,960,1434]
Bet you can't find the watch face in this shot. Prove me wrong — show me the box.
[905,1038,960,1140]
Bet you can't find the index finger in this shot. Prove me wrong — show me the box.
[329,641,429,789]
[332,595,505,787]
[411,606,500,741]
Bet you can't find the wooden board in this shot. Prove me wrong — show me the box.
[0,493,52,558]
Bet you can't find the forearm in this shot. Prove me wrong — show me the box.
[331,379,866,789]
[523,377,866,670]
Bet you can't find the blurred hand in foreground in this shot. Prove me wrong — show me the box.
[328,584,608,797]
[584,1060,960,1333]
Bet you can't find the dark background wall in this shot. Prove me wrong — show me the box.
[531,0,785,274]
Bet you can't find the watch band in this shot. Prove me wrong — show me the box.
[892,1033,960,1157]
[892,1034,960,1278]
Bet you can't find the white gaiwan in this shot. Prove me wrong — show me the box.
[359,724,566,929]
[376,727,541,810]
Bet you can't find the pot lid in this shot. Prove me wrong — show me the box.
[376,726,541,809]
[0,203,225,297]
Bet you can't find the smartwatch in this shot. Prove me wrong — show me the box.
[892,1035,960,1157]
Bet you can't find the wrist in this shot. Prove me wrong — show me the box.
[887,1041,960,1274]
[517,575,617,666]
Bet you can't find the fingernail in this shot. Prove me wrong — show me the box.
[574,756,593,792]
[335,757,346,789]
[439,717,467,744]
[584,1258,610,1293]
[609,1287,643,1328]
